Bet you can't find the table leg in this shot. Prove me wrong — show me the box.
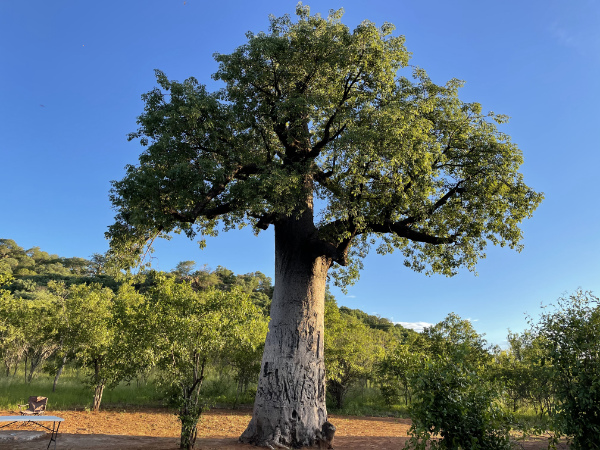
[46,421,61,450]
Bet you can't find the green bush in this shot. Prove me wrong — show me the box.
[406,356,513,449]
[532,290,600,450]
[405,314,514,450]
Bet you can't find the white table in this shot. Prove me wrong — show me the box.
[0,415,64,449]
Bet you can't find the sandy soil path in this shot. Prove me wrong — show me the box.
[0,408,567,449]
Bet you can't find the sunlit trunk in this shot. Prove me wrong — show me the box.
[92,383,105,412]
[178,360,205,450]
[241,209,332,447]
[92,359,105,412]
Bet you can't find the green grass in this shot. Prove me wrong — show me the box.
[511,407,553,433]
[0,366,259,412]
[199,373,256,407]
[0,369,164,411]
[326,384,410,417]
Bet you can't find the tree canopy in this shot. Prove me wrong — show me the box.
[108,4,542,286]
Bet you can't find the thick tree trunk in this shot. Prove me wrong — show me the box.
[240,211,332,448]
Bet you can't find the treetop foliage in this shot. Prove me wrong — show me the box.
[108,3,542,285]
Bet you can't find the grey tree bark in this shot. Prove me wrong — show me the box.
[240,209,332,448]
[53,355,67,392]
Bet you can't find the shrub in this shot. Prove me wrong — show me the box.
[406,355,513,449]
[532,290,600,450]
[405,314,513,450]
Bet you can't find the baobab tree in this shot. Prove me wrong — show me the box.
[108,4,542,447]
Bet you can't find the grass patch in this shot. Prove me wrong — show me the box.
[511,408,553,433]
[199,372,256,408]
[0,369,164,411]
[0,368,257,412]
[327,384,410,418]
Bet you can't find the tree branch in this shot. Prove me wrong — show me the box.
[368,220,457,245]
[252,212,279,230]
[316,179,466,263]
[169,163,261,223]
[308,68,362,158]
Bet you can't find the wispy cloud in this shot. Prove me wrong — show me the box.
[395,321,433,333]
[548,18,600,59]
[550,23,578,48]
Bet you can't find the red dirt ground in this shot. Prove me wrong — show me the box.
[0,408,568,449]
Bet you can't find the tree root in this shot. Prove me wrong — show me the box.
[317,421,336,449]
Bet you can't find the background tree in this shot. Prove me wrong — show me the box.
[20,297,59,382]
[324,297,387,409]
[0,289,26,377]
[107,5,542,446]
[495,330,553,416]
[88,253,109,277]
[0,279,58,382]
[222,312,269,408]
[172,260,197,278]
[56,282,139,411]
[139,275,264,450]
[377,331,421,406]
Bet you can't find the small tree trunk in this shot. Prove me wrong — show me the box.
[328,380,346,409]
[53,356,67,392]
[178,361,206,450]
[179,408,199,450]
[27,358,35,382]
[240,211,331,447]
[93,383,105,412]
[92,360,105,412]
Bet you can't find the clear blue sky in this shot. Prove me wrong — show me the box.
[2,0,599,346]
